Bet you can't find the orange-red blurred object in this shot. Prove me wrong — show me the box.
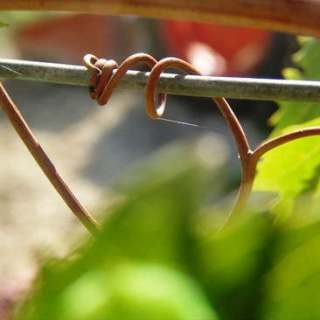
[160,21,271,76]
[16,15,271,76]
[16,15,138,63]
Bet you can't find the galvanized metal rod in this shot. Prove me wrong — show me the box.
[0,58,320,102]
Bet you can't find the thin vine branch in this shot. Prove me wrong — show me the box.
[143,57,251,165]
[0,83,99,235]
[1,0,320,37]
[253,127,320,160]
[233,127,320,214]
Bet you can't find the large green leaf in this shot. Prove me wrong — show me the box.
[191,212,274,320]
[15,143,320,320]
[14,144,220,320]
[59,263,218,320]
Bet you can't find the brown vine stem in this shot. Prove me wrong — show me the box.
[147,63,320,215]
[144,58,253,214]
[0,83,99,235]
[233,127,320,214]
[253,127,320,160]
[144,57,251,164]
[1,0,320,37]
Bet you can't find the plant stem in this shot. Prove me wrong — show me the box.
[0,83,99,235]
[213,98,250,165]
[233,127,320,214]
[233,153,257,213]
[253,127,320,159]
[140,57,254,215]
[0,0,320,37]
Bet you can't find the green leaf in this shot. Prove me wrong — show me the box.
[191,212,273,320]
[58,263,218,320]
[0,11,54,26]
[15,143,220,320]
[255,38,320,215]
[261,219,320,320]
[254,118,320,215]
[84,143,217,271]
[271,38,320,131]
[0,21,8,28]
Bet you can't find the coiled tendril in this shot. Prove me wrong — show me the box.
[84,53,320,217]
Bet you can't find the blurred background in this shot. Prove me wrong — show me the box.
[0,12,298,318]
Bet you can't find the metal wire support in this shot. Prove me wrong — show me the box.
[1,58,320,102]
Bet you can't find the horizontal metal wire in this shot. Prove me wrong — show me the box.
[0,58,320,102]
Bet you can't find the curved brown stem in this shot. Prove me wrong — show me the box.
[145,57,251,165]
[146,58,252,215]
[233,127,320,213]
[232,154,256,213]
[213,97,251,166]
[253,127,320,160]
[139,56,264,219]
[0,83,99,235]
[1,0,320,37]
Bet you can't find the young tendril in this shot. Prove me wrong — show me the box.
[0,83,99,235]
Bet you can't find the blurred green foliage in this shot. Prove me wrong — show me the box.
[0,11,57,27]
[15,144,221,320]
[254,38,320,216]
[13,38,320,320]
[14,141,320,320]
[270,38,320,130]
